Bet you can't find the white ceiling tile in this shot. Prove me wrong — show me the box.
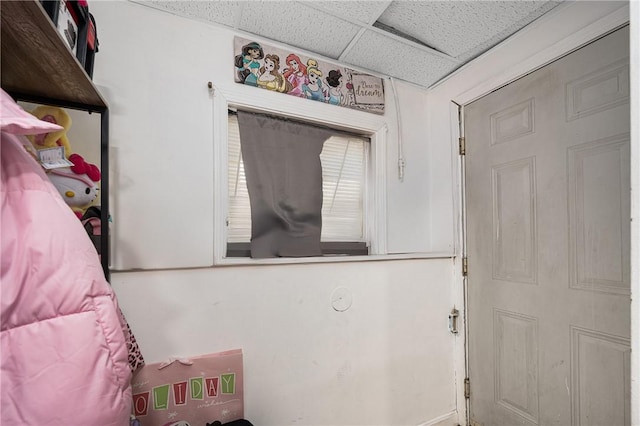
[305,1,391,25]
[377,1,559,59]
[454,1,562,62]
[239,2,361,59]
[342,30,459,87]
[141,1,242,28]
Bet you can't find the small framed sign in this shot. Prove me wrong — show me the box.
[351,74,385,105]
[234,37,385,114]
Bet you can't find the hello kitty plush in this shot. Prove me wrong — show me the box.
[48,153,100,219]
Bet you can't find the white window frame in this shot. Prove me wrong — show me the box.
[212,86,387,265]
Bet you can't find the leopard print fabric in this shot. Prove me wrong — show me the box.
[119,308,145,372]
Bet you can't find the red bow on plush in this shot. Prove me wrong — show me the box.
[69,153,100,182]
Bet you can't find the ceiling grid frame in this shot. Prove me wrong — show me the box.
[135,0,564,88]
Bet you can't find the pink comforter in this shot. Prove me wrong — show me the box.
[1,126,131,423]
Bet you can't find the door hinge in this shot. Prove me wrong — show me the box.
[462,257,468,276]
[448,308,460,334]
[464,377,470,399]
[459,136,466,155]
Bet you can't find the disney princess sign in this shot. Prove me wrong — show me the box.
[233,37,385,114]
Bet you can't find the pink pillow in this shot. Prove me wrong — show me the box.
[0,88,63,135]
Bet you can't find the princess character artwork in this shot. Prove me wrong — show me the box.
[233,37,385,114]
[282,54,308,98]
[325,69,345,106]
[234,42,264,86]
[301,62,327,102]
[257,54,292,93]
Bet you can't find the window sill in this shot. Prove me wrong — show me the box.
[109,252,456,273]
[226,242,369,258]
[214,251,454,266]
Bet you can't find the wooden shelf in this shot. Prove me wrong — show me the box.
[1,0,111,280]
[1,0,106,110]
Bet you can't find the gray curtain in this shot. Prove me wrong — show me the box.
[237,111,332,258]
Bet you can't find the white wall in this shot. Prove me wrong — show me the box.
[91,2,461,425]
[92,1,449,272]
[112,260,457,426]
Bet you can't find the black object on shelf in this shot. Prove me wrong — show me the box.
[40,0,89,68]
[84,13,99,78]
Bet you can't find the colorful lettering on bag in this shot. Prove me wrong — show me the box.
[133,391,150,416]
[221,373,235,394]
[172,381,188,406]
[153,384,170,410]
[190,377,204,400]
[135,371,239,412]
[206,377,219,397]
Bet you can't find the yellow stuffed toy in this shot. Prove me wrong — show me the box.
[27,105,73,157]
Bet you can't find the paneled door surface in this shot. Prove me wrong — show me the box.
[465,26,630,426]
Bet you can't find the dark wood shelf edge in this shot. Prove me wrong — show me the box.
[1,0,107,110]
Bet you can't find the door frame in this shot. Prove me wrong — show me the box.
[425,2,633,424]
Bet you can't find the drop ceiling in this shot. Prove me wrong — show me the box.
[135,0,563,88]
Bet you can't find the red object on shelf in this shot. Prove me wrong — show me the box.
[84,12,98,78]
[87,17,95,49]
[64,0,79,25]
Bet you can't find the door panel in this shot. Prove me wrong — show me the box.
[465,26,630,426]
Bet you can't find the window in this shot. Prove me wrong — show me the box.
[226,111,369,257]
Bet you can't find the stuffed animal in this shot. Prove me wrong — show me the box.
[48,153,100,219]
[27,105,73,157]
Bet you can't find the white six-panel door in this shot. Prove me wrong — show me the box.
[465,26,630,426]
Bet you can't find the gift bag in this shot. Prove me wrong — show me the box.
[131,349,243,426]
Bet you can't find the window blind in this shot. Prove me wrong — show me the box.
[227,113,367,243]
